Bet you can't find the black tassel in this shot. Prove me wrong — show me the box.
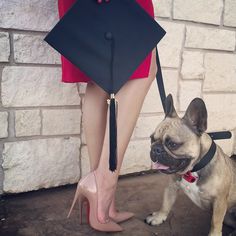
[107,93,118,172]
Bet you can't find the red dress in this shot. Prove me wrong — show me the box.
[58,0,155,83]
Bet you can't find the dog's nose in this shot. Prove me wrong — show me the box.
[151,145,162,155]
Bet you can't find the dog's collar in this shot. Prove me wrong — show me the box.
[182,139,217,183]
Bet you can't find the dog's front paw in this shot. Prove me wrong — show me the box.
[145,212,168,226]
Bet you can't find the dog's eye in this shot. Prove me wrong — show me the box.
[165,137,181,150]
[168,141,177,149]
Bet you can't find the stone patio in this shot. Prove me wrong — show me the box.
[0,172,233,236]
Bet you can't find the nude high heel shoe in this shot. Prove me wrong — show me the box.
[67,172,123,232]
[110,210,134,223]
[109,197,134,223]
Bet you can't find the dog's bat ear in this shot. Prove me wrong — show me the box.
[165,94,178,118]
[182,98,208,136]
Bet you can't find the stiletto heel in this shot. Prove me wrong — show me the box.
[67,171,123,232]
[67,182,83,219]
[78,197,83,225]
[85,199,90,224]
[79,199,90,224]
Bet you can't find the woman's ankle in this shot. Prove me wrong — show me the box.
[94,169,118,190]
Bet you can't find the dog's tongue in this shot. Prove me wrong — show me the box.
[152,162,170,170]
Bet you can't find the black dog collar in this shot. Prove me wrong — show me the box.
[182,140,217,183]
[191,140,217,172]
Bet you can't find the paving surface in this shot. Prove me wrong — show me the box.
[0,172,234,236]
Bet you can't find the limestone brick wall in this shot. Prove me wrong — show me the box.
[0,0,235,194]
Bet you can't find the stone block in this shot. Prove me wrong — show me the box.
[15,110,41,137]
[0,32,10,62]
[204,53,236,92]
[0,112,8,138]
[134,115,165,138]
[203,94,236,131]
[179,81,202,111]
[2,67,80,107]
[42,109,81,135]
[224,0,236,27]
[173,0,223,25]
[13,34,60,64]
[2,137,81,193]
[181,51,204,79]
[153,0,172,18]
[158,21,185,68]
[185,26,235,51]
[0,0,58,31]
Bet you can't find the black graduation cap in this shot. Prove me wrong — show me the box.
[44,0,166,172]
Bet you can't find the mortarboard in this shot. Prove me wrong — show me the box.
[44,0,166,172]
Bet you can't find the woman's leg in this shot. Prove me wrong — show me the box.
[83,80,133,220]
[83,82,109,171]
[95,49,157,222]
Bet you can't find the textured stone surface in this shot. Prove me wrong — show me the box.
[80,111,87,146]
[134,115,164,138]
[181,51,204,79]
[203,94,236,131]
[215,136,234,157]
[185,26,235,51]
[79,83,87,94]
[1,67,80,107]
[204,53,236,92]
[0,0,58,31]
[0,112,8,138]
[158,21,185,68]
[120,140,151,175]
[0,32,10,62]
[179,81,202,111]
[173,0,223,25]
[141,69,179,113]
[224,0,236,27]
[15,110,41,137]
[42,109,81,135]
[2,137,81,193]
[153,0,172,18]
[80,145,92,178]
[13,34,60,64]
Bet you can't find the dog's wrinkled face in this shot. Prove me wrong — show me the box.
[150,94,207,174]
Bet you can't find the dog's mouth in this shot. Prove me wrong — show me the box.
[152,159,190,174]
[150,149,191,174]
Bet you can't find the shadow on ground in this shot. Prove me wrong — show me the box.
[0,172,234,236]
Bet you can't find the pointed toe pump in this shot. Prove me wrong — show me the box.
[110,211,134,223]
[67,171,123,232]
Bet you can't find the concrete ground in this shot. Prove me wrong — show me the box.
[0,172,234,236]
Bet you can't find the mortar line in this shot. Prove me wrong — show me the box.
[156,16,236,31]
[177,24,187,112]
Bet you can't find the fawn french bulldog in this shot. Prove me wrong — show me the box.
[145,94,236,236]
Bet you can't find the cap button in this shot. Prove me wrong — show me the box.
[105,32,113,40]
